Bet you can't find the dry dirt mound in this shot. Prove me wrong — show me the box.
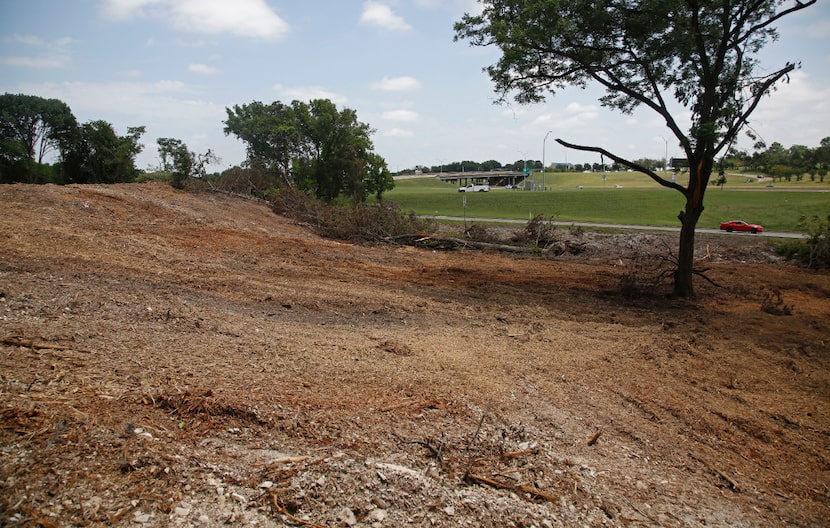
[1,182,828,527]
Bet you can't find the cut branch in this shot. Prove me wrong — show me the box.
[466,473,557,503]
[2,337,90,353]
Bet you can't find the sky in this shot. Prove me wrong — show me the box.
[2,0,829,173]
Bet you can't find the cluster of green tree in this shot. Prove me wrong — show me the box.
[0,93,145,184]
[725,139,830,182]
[1,92,393,204]
[223,99,393,203]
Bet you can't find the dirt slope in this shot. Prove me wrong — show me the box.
[1,182,828,527]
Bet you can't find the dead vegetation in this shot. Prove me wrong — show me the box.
[1,182,828,527]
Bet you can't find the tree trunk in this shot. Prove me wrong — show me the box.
[673,157,710,298]
[674,204,701,298]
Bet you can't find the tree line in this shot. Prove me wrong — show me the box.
[1,93,394,204]
[0,93,145,184]
[728,139,830,182]
[401,137,830,178]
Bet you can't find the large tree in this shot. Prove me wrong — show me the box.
[224,101,300,187]
[64,121,145,184]
[455,0,816,297]
[364,152,395,201]
[224,98,384,203]
[0,93,78,183]
[292,99,375,202]
[157,137,219,189]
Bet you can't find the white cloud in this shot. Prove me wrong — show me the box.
[0,56,67,69]
[188,63,218,74]
[13,79,242,169]
[15,79,214,126]
[381,128,414,137]
[359,1,412,31]
[101,0,290,40]
[743,70,830,147]
[381,109,419,122]
[1,34,73,69]
[5,34,47,47]
[119,69,143,79]
[500,106,530,119]
[101,0,164,19]
[273,84,349,105]
[531,102,600,130]
[371,76,421,92]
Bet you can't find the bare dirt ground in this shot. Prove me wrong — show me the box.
[1,182,828,528]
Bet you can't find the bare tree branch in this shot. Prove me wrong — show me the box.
[556,138,687,194]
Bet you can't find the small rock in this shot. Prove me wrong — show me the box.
[133,512,151,524]
[259,480,273,489]
[174,506,191,517]
[338,507,357,526]
[231,492,247,503]
[443,506,455,516]
[367,508,387,522]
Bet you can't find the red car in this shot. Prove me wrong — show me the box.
[719,220,764,233]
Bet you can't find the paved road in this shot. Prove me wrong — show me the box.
[429,216,807,239]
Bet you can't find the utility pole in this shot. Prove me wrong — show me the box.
[542,131,552,191]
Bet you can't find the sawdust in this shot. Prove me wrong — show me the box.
[1,182,828,527]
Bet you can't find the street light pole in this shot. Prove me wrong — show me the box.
[542,130,552,191]
[660,136,668,171]
[517,150,528,188]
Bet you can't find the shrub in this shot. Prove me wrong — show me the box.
[464,224,497,243]
[270,187,435,242]
[510,214,558,247]
[208,166,281,197]
[775,214,830,269]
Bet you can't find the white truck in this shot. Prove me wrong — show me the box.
[458,182,490,192]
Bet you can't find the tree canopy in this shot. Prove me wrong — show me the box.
[455,0,817,297]
[156,137,219,189]
[1,93,146,184]
[224,99,391,203]
[0,93,77,183]
[63,121,145,184]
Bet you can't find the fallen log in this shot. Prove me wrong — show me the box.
[386,234,586,255]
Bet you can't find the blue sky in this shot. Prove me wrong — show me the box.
[2,0,829,173]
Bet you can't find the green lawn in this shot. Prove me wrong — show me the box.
[384,175,830,232]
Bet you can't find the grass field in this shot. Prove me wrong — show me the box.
[384,173,830,232]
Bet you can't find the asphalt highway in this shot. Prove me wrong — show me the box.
[429,216,807,239]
